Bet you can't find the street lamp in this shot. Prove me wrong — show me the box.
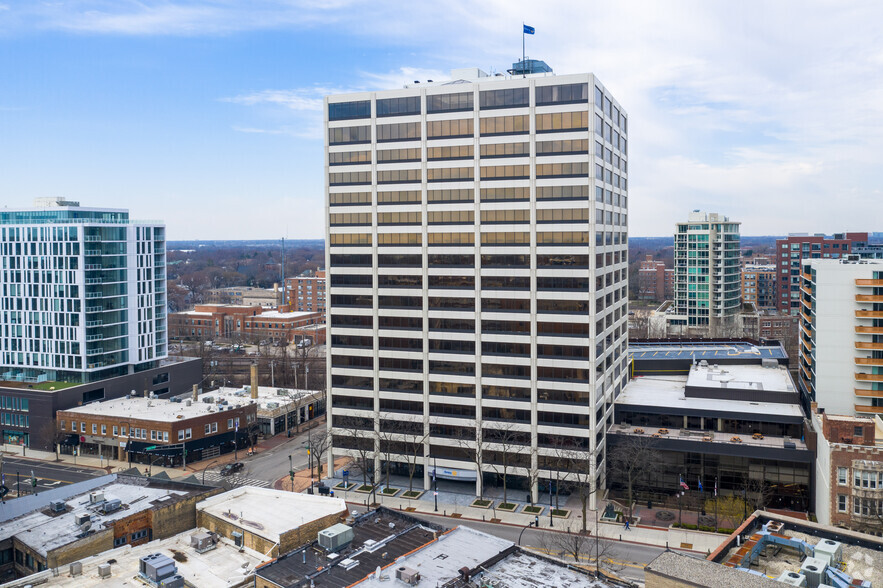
[433,458,438,512]
[288,454,295,492]
[549,479,554,528]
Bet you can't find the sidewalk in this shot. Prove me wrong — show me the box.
[310,472,727,554]
[0,444,184,479]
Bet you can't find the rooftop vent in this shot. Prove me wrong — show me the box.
[318,524,354,553]
[396,566,421,585]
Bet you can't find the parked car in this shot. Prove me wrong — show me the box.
[220,462,244,477]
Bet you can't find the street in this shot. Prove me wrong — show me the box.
[0,456,104,496]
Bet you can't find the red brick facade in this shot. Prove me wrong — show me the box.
[285,269,326,319]
[169,304,322,343]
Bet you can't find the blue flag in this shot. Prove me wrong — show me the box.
[698,477,703,492]
[523,24,535,35]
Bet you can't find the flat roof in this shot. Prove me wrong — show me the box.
[475,550,609,587]
[207,385,323,415]
[197,487,345,544]
[354,526,513,587]
[646,551,782,588]
[0,480,190,556]
[250,310,318,319]
[629,342,787,361]
[12,528,269,588]
[687,363,796,393]
[618,376,805,419]
[61,394,250,423]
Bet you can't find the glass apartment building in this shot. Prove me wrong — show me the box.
[0,198,167,385]
[325,65,629,502]
[669,211,741,334]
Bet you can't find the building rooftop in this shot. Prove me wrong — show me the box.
[618,375,805,421]
[252,310,318,320]
[469,550,611,587]
[60,393,250,423]
[628,341,787,362]
[646,551,782,588]
[205,385,322,416]
[353,526,513,588]
[2,528,269,588]
[0,475,196,557]
[686,362,796,394]
[196,487,345,545]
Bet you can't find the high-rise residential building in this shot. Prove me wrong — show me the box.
[285,268,326,319]
[741,263,777,310]
[325,63,629,503]
[0,198,201,450]
[775,232,869,315]
[1,198,167,383]
[798,258,883,416]
[668,211,741,335]
[636,255,673,301]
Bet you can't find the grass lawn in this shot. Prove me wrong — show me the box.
[381,488,400,496]
[522,505,543,514]
[497,503,517,510]
[471,499,493,508]
[551,508,570,517]
[402,490,423,499]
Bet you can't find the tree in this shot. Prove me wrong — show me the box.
[455,421,484,500]
[333,415,375,487]
[555,439,599,534]
[714,495,749,529]
[38,419,68,459]
[308,427,331,479]
[377,418,429,493]
[537,529,625,578]
[484,423,526,507]
[608,436,659,523]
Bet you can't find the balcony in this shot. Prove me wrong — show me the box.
[856,279,883,286]
[855,389,883,398]
[800,362,812,380]
[856,357,883,366]
[85,334,103,342]
[855,405,883,415]
[856,342,883,350]
[856,311,883,318]
[800,285,813,297]
[855,373,883,382]
[856,326,883,334]
[85,320,103,327]
[856,294,883,302]
[84,264,102,271]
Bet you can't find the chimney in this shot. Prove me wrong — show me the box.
[250,363,259,399]
[143,389,149,398]
[810,401,818,414]
[192,384,198,402]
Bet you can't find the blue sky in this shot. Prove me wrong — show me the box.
[1,1,882,239]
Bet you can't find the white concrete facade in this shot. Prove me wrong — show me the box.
[799,258,883,416]
[324,67,630,503]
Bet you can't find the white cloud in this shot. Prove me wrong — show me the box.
[222,90,324,112]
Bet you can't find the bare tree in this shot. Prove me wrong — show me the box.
[484,423,527,507]
[537,530,626,578]
[333,415,375,488]
[378,417,429,493]
[608,435,659,523]
[555,440,599,534]
[308,427,331,479]
[38,419,68,459]
[455,421,485,500]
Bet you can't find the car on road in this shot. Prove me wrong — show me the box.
[219,462,244,477]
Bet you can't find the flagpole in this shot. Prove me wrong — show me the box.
[522,22,525,78]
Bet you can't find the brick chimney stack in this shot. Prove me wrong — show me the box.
[250,363,259,399]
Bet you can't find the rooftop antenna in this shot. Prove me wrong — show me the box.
[281,237,286,307]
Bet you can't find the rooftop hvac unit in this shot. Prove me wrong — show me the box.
[69,561,83,577]
[74,513,91,527]
[396,566,421,585]
[761,358,779,369]
[90,491,105,504]
[99,498,121,514]
[140,553,178,584]
[203,396,214,404]
[813,539,843,566]
[49,500,66,513]
[98,563,112,578]
[776,571,807,586]
[190,531,216,553]
[318,523,354,553]
[158,574,185,588]
[800,557,827,588]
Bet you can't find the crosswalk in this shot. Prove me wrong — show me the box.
[201,471,270,488]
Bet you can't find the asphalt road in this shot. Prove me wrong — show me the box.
[399,511,664,583]
[0,456,104,496]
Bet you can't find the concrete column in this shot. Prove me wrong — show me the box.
[250,364,259,399]
[683,415,688,429]
[717,418,723,432]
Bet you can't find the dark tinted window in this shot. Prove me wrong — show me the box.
[480,88,529,109]
[536,83,589,105]
[377,96,421,117]
[427,92,473,113]
[329,101,371,121]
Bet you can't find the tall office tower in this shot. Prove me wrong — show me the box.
[0,198,167,384]
[775,233,869,315]
[325,63,629,503]
[798,258,883,416]
[669,211,741,335]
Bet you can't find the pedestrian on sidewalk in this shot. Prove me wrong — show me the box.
[624,519,630,531]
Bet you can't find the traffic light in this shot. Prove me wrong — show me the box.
[30,471,37,488]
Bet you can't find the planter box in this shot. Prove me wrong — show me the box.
[380,488,400,497]
[521,505,544,515]
[355,485,375,494]
[497,503,518,512]
[550,509,571,519]
[471,499,494,509]
[334,482,356,491]
[401,490,424,499]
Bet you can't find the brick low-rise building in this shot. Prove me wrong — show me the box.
[812,407,883,533]
[742,264,777,310]
[56,391,257,466]
[169,304,322,344]
[285,268,326,319]
[636,255,674,302]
